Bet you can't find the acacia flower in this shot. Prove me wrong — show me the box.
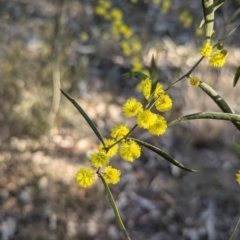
[236,171,240,185]
[76,168,95,188]
[98,139,118,157]
[90,151,109,167]
[119,139,141,162]
[200,42,213,57]
[148,115,168,135]
[155,94,173,112]
[94,6,107,16]
[209,50,227,68]
[110,8,123,20]
[123,98,143,117]
[161,0,171,14]
[103,166,121,184]
[120,24,133,38]
[137,110,157,129]
[154,83,165,98]
[189,76,200,86]
[137,78,152,100]
[111,124,130,140]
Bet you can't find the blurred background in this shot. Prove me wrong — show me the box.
[1,0,240,239]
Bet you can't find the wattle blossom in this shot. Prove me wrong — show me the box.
[103,166,121,184]
[119,139,141,162]
[76,168,95,188]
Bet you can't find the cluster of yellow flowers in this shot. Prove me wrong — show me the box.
[236,171,240,185]
[151,0,171,14]
[76,76,172,188]
[179,10,193,28]
[161,0,171,14]
[200,42,228,68]
[94,0,143,71]
[80,31,89,42]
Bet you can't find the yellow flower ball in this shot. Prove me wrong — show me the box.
[189,76,200,86]
[119,139,141,162]
[153,0,161,5]
[110,8,123,20]
[76,168,95,188]
[155,94,172,112]
[98,139,118,157]
[236,171,240,185]
[94,6,106,16]
[209,50,227,68]
[103,166,121,184]
[123,98,143,117]
[161,0,171,14]
[148,115,168,135]
[200,42,213,57]
[120,24,133,38]
[137,110,157,129]
[111,124,130,141]
[137,78,152,100]
[132,62,143,72]
[154,83,165,98]
[90,151,110,167]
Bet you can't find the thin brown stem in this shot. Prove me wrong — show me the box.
[165,56,205,91]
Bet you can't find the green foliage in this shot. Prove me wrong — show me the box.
[233,66,240,87]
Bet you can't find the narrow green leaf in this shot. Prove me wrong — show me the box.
[168,112,240,127]
[202,0,214,40]
[123,71,149,81]
[233,66,240,87]
[199,82,240,131]
[132,138,197,172]
[98,174,131,240]
[149,56,159,84]
[149,56,159,95]
[228,217,240,240]
[60,89,105,146]
[233,136,240,154]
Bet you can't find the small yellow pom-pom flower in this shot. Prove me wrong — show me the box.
[80,32,89,42]
[137,110,157,129]
[123,98,143,117]
[148,115,168,135]
[195,27,203,37]
[154,83,165,98]
[137,78,152,100]
[103,166,121,184]
[189,76,200,86]
[155,94,173,112]
[200,42,213,57]
[236,171,240,185]
[98,139,118,157]
[179,10,193,28]
[119,139,141,162]
[120,24,133,38]
[111,124,130,141]
[90,151,110,167]
[209,50,227,68]
[153,0,161,5]
[161,0,171,14]
[110,8,123,20]
[76,168,95,188]
[94,6,106,16]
